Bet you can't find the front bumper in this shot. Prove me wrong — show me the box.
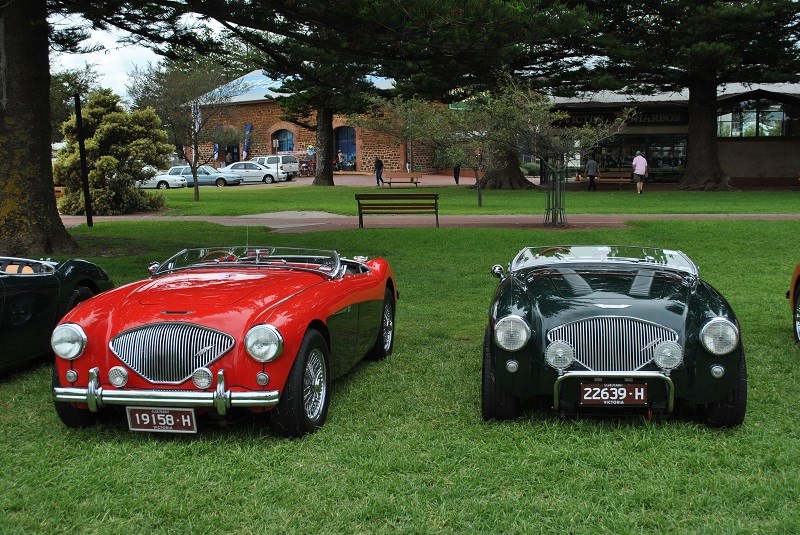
[53,367,280,416]
[553,370,675,412]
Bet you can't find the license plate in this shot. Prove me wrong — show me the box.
[580,383,648,406]
[126,407,197,434]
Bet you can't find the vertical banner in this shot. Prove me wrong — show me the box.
[242,123,252,160]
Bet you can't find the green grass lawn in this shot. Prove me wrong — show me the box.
[2,198,800,532]
[157,184,800,217]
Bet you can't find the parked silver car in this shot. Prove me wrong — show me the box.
[218,161,275,184]
[156,165,243,187]
[250,155,299,182]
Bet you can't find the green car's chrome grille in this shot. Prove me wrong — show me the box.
[110,323,234,384]
[547,316,679,372]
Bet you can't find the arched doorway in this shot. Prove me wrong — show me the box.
[334,126,356,170]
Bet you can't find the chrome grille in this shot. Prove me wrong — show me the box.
[110,323,234,384]
[547,316,678,372]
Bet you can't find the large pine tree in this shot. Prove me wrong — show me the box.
[572,0,800,189]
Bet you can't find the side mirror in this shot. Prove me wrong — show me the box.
[491,264,505,279]
[148,262,160,274]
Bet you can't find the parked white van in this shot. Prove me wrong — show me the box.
[250,155,300,182]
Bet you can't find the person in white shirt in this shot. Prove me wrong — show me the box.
[632,151,648,194]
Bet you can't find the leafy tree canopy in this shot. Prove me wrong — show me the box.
[54,88,174,215]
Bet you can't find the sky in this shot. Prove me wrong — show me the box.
[50,28,161,102]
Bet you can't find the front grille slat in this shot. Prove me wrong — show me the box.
[547,316,678,372]
[110,323,234,384]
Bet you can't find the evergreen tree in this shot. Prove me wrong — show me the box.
[571,0,800,189]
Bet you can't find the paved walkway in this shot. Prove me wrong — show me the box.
[59,173,800,233]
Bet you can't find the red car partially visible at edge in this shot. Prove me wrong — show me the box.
[52,246,397,437]
[789,263,800,345]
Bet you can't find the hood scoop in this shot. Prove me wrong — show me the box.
[555,268,593,297]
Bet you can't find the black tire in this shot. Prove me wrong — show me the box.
[215,178,226,187]
[481,327,520,421]
[270,329,330,438]
[793,284,800,346]
[66,286,95,312]
[156,181,169,189]
[365,288,395,361]
[704,350,747,428]
[285,176,293,182]
[263,175,275,184]
[52,365,100,428]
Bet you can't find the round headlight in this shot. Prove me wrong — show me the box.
[700,318,739,356]
[108,366,129,387]
[546,340,575,370]
[245,324,284,362]
[192,367,213,389]
[51,324,87,360]
[494,315,531,352]
[653,340,683,370]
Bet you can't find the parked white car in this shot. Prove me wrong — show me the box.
[218,161,275,184]
[250,155,300,182]
[136,172,186,189]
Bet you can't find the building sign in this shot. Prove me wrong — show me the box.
[565,108,688,126]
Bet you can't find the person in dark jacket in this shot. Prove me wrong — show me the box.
[374,157,384,186]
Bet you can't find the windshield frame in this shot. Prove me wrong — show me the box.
[153,246,341,278]
[511,245,698,276]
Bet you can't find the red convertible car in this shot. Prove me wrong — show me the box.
[52,246,397,437]
[789,263,800,345]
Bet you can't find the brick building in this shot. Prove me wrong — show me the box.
[201,70,432,173]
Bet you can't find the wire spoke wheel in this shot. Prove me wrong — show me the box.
[303,348,327,421]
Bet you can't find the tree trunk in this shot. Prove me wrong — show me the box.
[313,107,335,186]
[678,79,730,190]
[480,149,533,190]
[0,0,76,255]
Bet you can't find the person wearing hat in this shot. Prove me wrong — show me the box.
[632,150,648,194]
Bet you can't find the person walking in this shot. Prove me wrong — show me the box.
[584,155,598,191]
[632,150,648,194]
[374,157,384,186]
[453,164,460,185]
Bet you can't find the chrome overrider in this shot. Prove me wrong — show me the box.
[53,368,280,415]
[553,370,676,412]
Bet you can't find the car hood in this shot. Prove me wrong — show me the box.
[90,269,326,332]
[506,268,693,334]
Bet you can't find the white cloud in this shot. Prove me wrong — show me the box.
[50,28,160,102]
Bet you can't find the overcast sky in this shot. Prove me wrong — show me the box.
[50,27,161,102]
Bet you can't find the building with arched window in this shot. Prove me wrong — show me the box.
[199,70,416,173]
[203,72,799,185]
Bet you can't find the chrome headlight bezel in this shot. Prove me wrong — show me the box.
[700,318,739,356]
[51,323,87,360]
[494,315,531,352]
[244,324,284,362]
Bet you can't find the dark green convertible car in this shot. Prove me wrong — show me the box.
[0,256,113,372]
[482,245,746,428]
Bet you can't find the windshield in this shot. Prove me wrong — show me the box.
[154,246,341,277]
[511,245,697,275]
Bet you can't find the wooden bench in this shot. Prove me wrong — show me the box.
[594,172,633,189]
[355,193,439,228]
[383,172,422,187]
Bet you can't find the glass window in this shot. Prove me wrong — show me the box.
[717,98,794,138]
[274,129,294,152]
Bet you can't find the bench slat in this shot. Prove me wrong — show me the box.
[355,193,439,228]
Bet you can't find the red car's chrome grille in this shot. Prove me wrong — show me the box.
[547,316,679,372]
[110,323,234,384]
